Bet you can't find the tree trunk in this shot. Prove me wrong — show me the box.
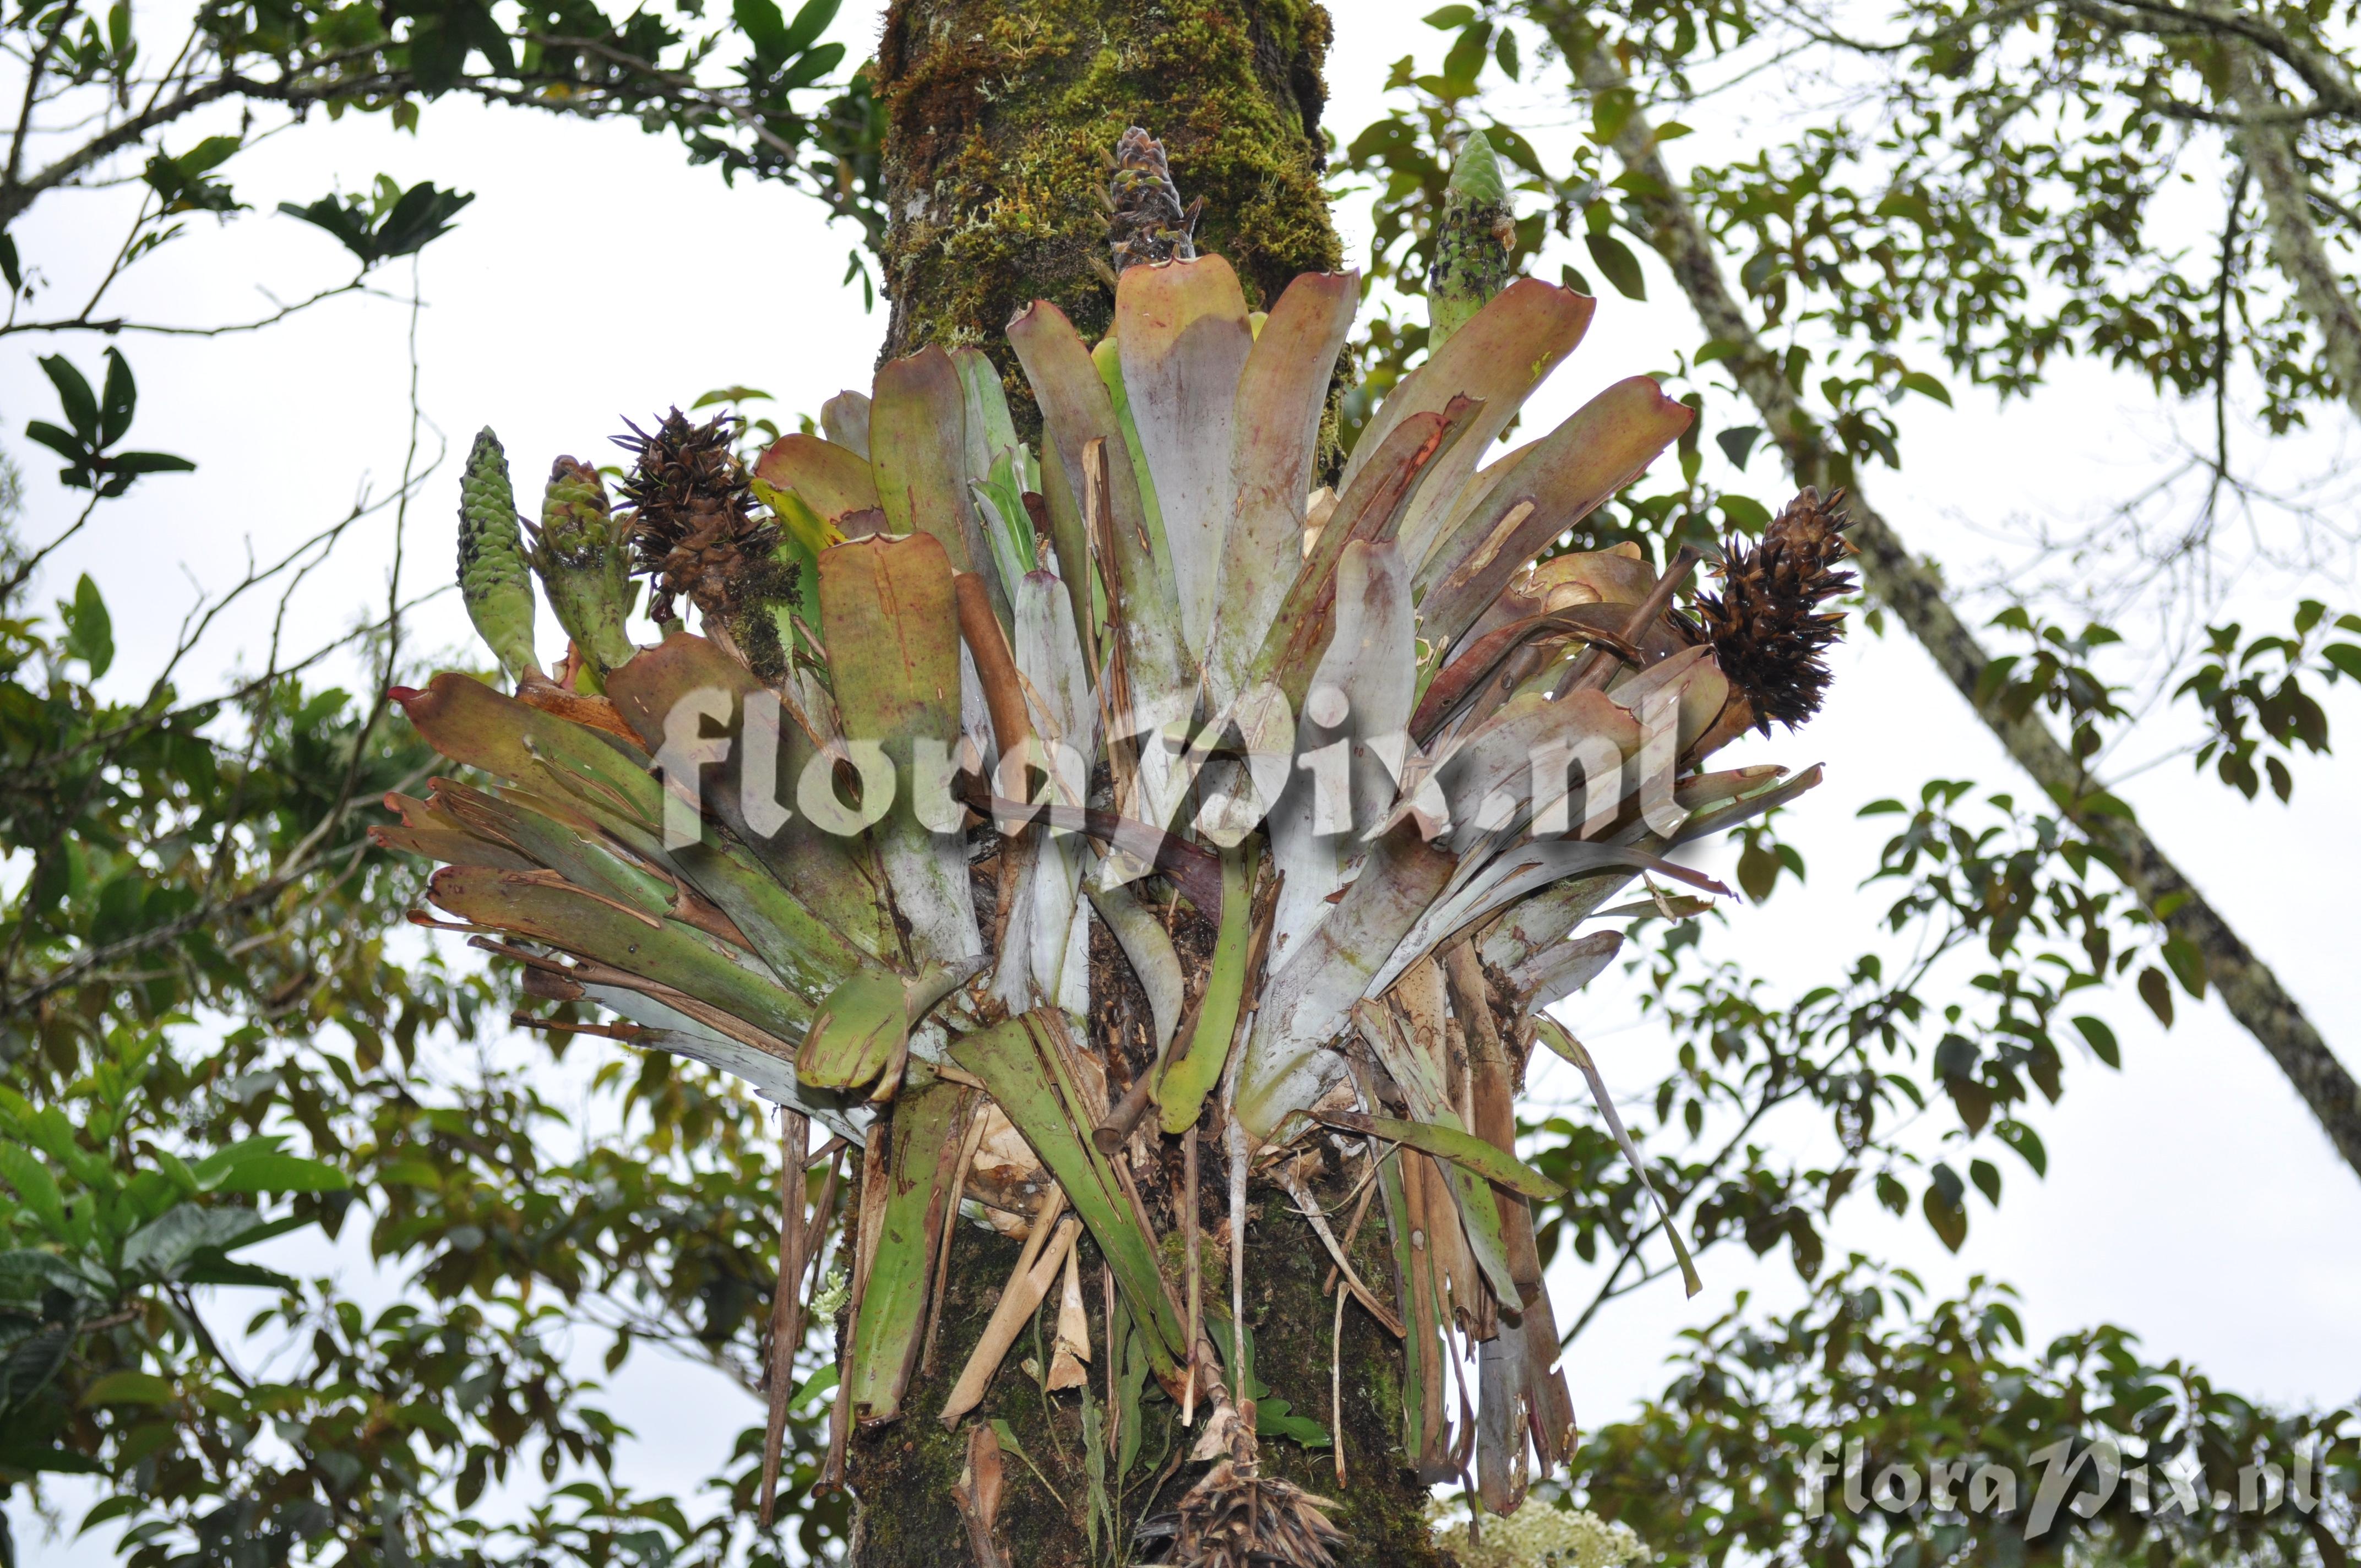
[848,7,1441,1563]
[875,0,1341,372]
[844,1155,1442,1567]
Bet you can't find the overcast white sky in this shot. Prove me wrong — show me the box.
[8,0,2359,1559]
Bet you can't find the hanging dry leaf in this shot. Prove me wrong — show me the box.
[1045,1236,1092,1391]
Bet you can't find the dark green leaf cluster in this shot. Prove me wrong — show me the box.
[1576,1260,2358,1566]
[278,178,476,265]
[23,351,194,499]
[2177,600,2361,803]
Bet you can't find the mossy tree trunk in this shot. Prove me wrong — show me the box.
[846,7,1443,1564]
[875,0,1342,374]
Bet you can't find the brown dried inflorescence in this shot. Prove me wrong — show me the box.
[1694,485,1858,732]
[1109,126,1205,273]
[614,407,774,628]
[614,408,806,678]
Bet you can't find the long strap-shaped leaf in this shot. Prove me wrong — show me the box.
[1307,1108,1562,1201]
[1375,280,1596,574]
[1249,399,1482,707]
[819,532,984,972]
[950,1014,1188,1375]
[602,631,897,967]
[1115,254,1254,662]
[1207,269,1359,705]
[1236,829,1457,1141]
[1413,377,1695,652]
[845,1077,972,1424]
[1008,298,1190,705]
[1154,843,1257,1135]
[427,866,812,1043]
[391,672,659,825]
[871,347,996,594]
[1532,1016,1701,1297]
[1350,999,1522,1315]
[1268,538,1416,964]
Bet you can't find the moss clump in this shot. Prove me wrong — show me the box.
[875,0,1342,426]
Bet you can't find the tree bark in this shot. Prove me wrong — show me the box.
[852,7,1440,1563]
[1558,38,2361,1182]
[875,0,1341,373]
[2226,41,2361,423]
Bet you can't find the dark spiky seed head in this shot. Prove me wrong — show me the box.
[613,408,774,628]
[1695,486,1858,732]
[613,409,803,678]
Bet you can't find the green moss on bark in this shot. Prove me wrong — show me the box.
[1233,1182,1448,1567]
[844,1172,1445,1567]
[877,0,1342,389]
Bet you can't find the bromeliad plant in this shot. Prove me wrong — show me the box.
[388,218,1851,1564]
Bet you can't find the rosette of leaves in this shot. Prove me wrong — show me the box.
[390,252,1843,1559]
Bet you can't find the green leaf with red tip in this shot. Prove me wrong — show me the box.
[391,673,659,823]
[601,630,896,968]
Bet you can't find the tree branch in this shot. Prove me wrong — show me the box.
[2226,41,2361,424]
[0,277,374,339]
[0,74,245,228]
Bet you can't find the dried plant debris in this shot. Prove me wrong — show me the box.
[1167,1457,1345,1568]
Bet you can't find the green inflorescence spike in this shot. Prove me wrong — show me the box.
[1427,129,1515,349]
[456,427,541,685]
[526,455,638,690]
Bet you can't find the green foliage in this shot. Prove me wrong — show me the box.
[0,431,850,1564]
[141,137,246,216]
[278,178,477,265]
[23,350,193,498]
[0,0,882,341]
[2177,601,2361,803]
[1577,1262,2358,1566]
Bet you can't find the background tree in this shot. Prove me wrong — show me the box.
[2,0,2356,1564]
[1339,0,2361,1179]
